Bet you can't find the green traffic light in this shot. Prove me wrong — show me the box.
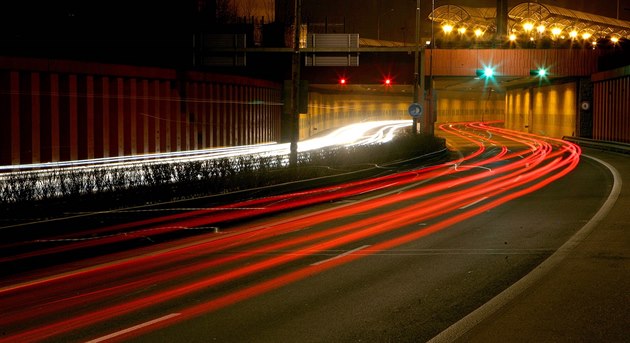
[475,67,495,78]
[530,67,549,77]
[483,67,494,78]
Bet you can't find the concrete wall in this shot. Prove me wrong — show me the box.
[505,82,577,138]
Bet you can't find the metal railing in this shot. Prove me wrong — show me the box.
[563,136,630,154]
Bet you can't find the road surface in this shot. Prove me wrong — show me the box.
[1,122,626,342]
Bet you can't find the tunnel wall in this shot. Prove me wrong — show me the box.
[505,81,577,138]
[304,91,410,139]
[435,90,505,124]
[0,57,282,166]
[305,88,505,140]
[592,65,630,144]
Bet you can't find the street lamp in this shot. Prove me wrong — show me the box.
[442,23,454,34]
[551,27,562,36]
[412,0,420,134]
[289,0,302,167]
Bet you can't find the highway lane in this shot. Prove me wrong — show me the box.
[0,122,614,342]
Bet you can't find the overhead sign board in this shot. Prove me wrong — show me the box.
[202,34,247,66]
[305,34,359,67]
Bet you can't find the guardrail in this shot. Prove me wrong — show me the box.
[563,136,630,155]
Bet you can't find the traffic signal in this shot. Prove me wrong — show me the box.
[384,77,392,86]
[475,67,494,78]
[339,77,347,85]
[530,67,548,77]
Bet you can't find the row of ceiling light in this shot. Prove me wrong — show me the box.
[431,2,630,47]
[441,22,622,44]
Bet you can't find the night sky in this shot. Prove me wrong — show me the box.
[0,0,193,67]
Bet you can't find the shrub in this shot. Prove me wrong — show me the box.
[0,133,445,210]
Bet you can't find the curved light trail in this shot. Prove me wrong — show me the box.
[0,122,581,342]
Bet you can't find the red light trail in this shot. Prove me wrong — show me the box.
[0,122,580,342]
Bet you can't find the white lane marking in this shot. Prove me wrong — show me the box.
[311,245,371,266]
[459,197,488,209]
[85,313,181,343]
[428,154,622,343]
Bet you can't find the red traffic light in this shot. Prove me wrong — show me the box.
[339,77,347,85]
[384,78,392,86]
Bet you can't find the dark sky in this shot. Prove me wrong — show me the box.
[0,0,194,66]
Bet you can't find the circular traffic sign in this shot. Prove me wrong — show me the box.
[408,103,423,118]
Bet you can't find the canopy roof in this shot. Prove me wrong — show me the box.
[510,2,630,38]
[429,2,630,38]
[429,5,496,32]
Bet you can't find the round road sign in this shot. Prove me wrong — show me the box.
[408,103,423,118]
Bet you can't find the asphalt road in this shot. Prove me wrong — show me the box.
[128,138,611,343]
[445,147,630,343]
[0,123,625,343]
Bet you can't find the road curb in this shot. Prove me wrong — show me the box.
[427,153,622,343]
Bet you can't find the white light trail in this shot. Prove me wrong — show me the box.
[0,121,411,196]
[1,120,409,175]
